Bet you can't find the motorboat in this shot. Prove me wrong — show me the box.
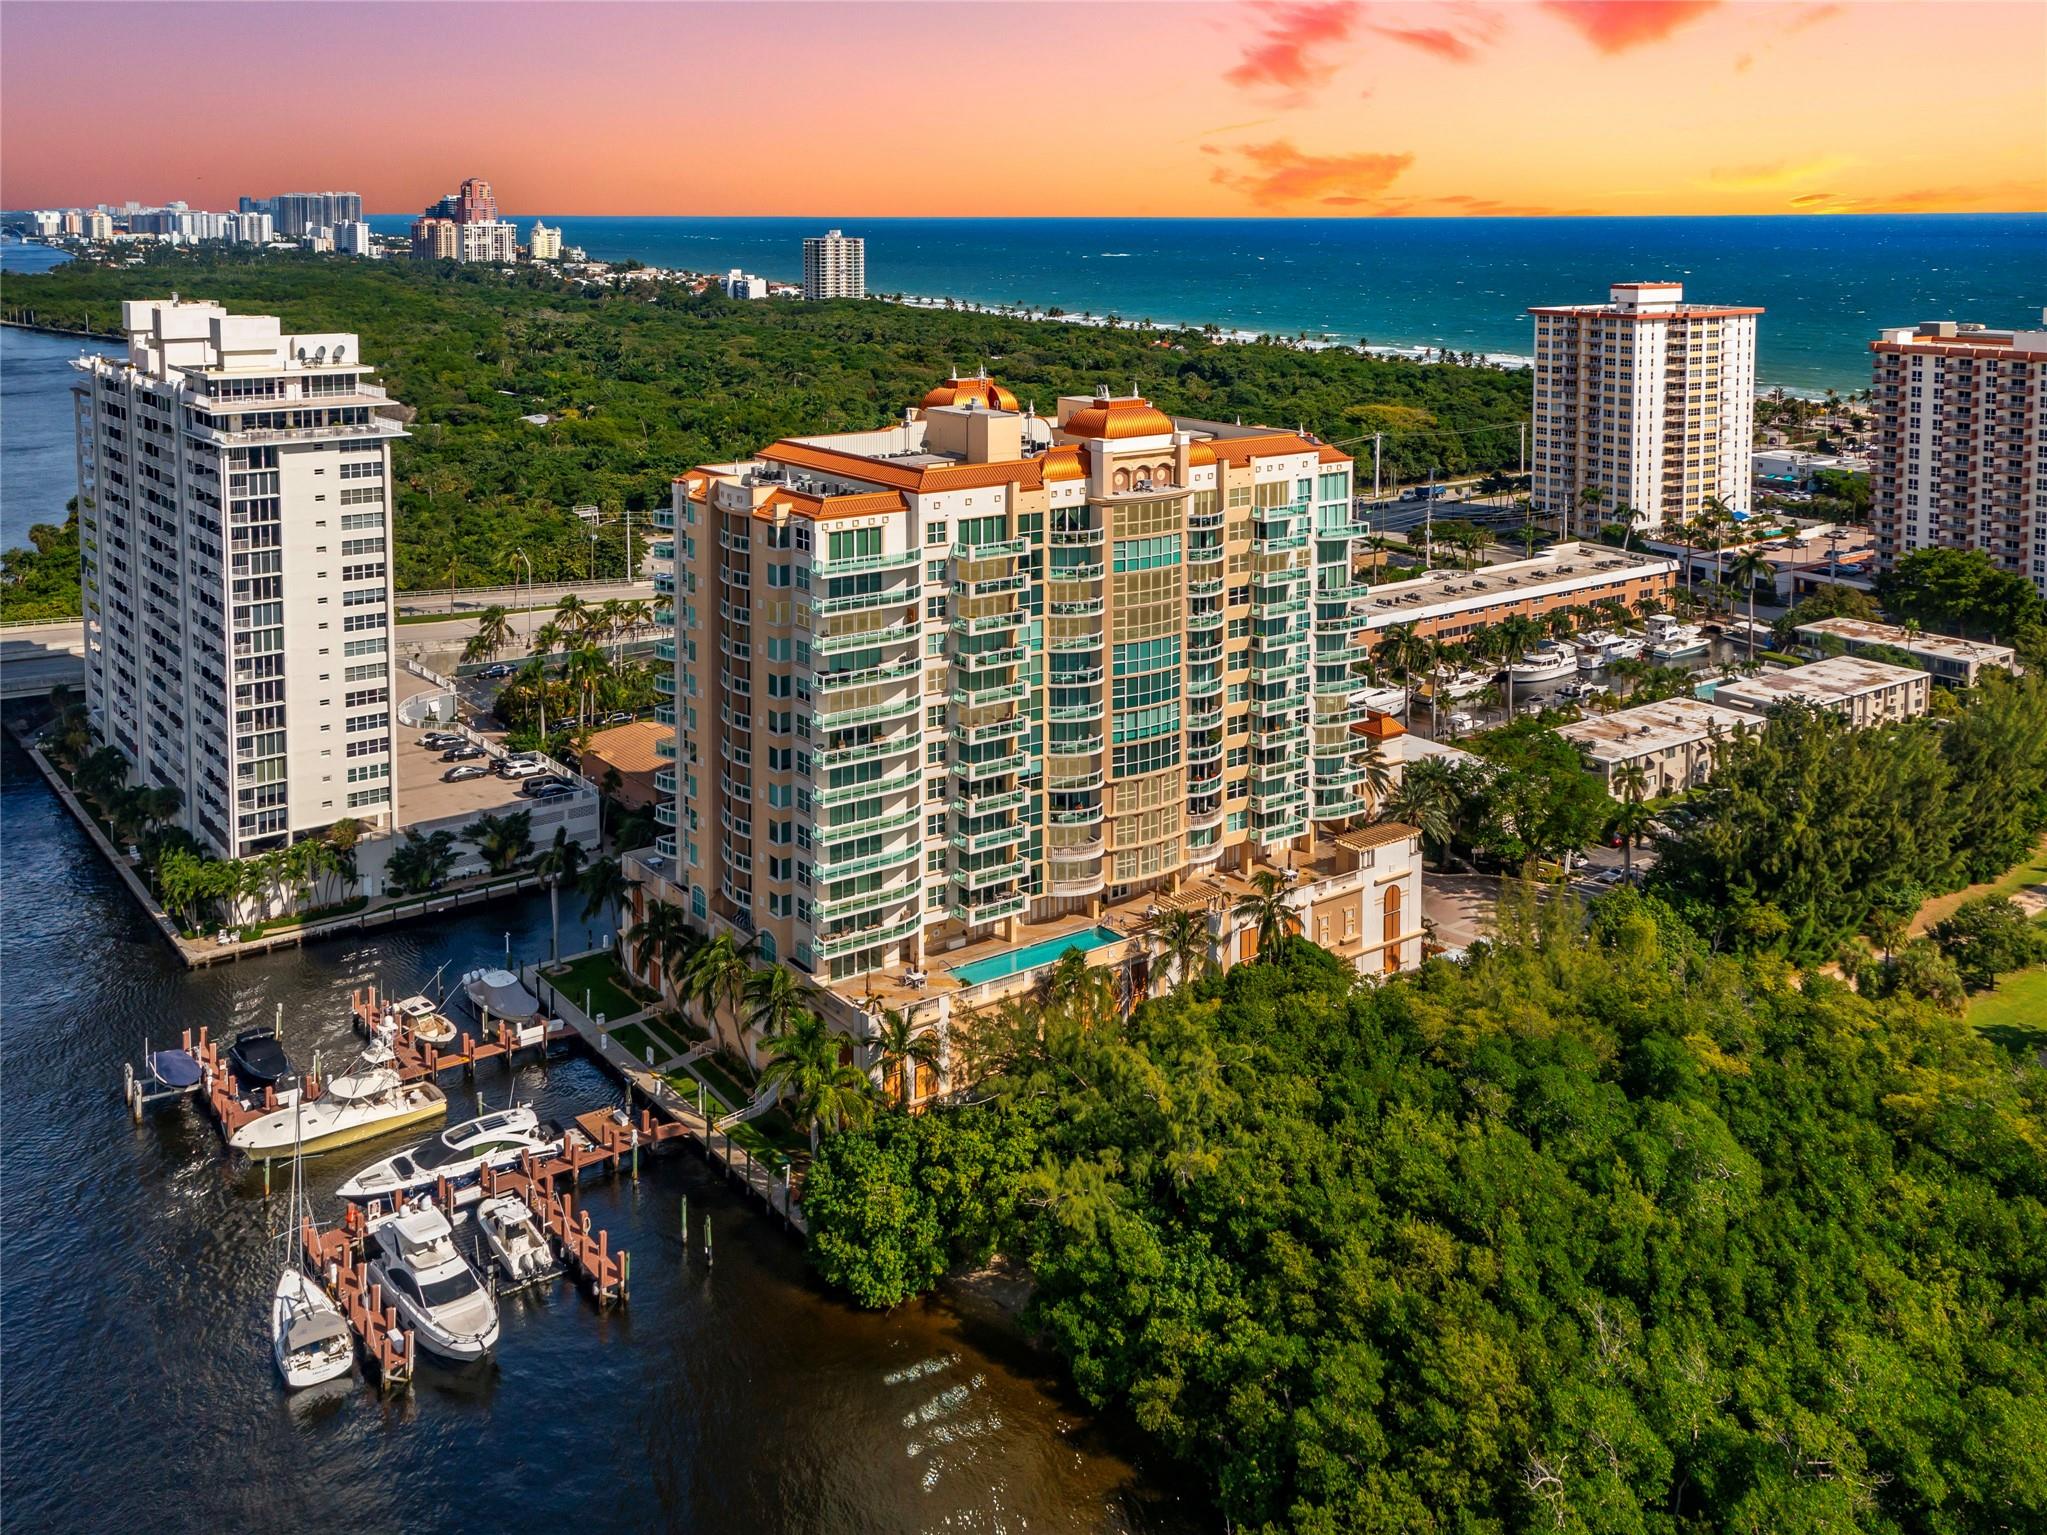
[365,1207,500,1362]
[1445,710,1477,735]
[1347,685,1409,715]
[1645,614,1709,661]
[336,1107,559,1205]
[228,1027,296,1092]
[462,967,542,1025]
[272,1267,353,1389]
[270,1098,354,1390]
[1574,629,1644,670]
[148,1047,203,1091]
[229,1026,447,1161]
[1436,668,1493,700]
[1507,644,1578,684]
[387,995,458,1047]
[1557,680,1610,702]
[477,1194,557,1287]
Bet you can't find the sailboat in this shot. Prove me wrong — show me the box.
[270,1101,354,1389]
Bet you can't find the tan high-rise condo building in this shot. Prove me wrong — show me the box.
[802,229,865,300]
[628,372,1430,1046]
[1530,282,1761,538]
[1868,319,2047,597]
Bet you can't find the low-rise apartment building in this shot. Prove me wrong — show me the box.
[1793,616,2017,687]
[1711,655,1930,727]
[1358,542,1677,647]
[1554,698,1754,796]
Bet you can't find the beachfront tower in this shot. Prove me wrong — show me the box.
[1529,282,1761,538]
[71,299,405,859]
[1868,318,2047,597]
[801,229,866,300]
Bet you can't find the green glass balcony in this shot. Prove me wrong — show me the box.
[952,820,1030,855]
[957,751,1026,782]
[818,804,924,841]
[818,657,921,689]
[815,880,921,921]
[814,913,925,959]
[813,693,921,731]
[816,619,919,654]
[812,840,920,880]
[950,609,1028,637]
[953,644,1025,672]
[953,536,1031,561]
[952,713,1030,746]
[817,766,921,807]
[952,678,1029,708]
[816,548,923,576]
[949,890,1029,926]
[816,732,918,768]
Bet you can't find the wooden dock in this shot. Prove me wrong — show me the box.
[349,984,573,1081]
[301,1214,417,1389]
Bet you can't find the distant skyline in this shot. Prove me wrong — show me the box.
[3,1,2042,219]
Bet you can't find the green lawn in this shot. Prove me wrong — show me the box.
[542,950,654,1022]
[1967,967,2047,1058]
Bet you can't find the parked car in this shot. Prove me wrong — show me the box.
[442,763,490,783]
[497,758,548,779]
[440,744,485,762]
[418,732,463,749]
[523,781,576,801]
[603,710,634,724]
[476,662,516,679]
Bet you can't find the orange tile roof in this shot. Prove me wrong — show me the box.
[921,371,1020,412]
[1060,396,1176,440]
[1187,441,1216,466]
[1334,822,1419,852]
[1040,444,1088,483]
[752,486,911,522]
[756,440,1046,495]
[579,720,669,777]
[1318,444,1351,465]
[1205,431,1324,466]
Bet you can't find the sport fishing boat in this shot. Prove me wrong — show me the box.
[477,1194,557,1287]
[387,994,458,1047]
[1645,613,1709,661]
[1506,644,1579,684]
[229,1026,446,1161]
[335,1107,559,1206]
[365,1207,501,1362]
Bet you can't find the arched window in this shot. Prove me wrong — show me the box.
[1381,884,1404,974]
[756,930,777,963]
[1113,468,1131,493]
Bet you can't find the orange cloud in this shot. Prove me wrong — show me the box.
[1371,25,1480,61]
[1207,138,1414,207]
[1540,0,1719,53]
[1225,2,1361,98]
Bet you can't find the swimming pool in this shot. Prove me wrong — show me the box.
[947,925,1123,987]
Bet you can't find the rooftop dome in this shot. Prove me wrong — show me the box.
[921,368,1019,413]
[1060,391,1175,441]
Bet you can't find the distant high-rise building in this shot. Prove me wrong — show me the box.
[72,299,404,858]
[231,211,276,244]
[1529,282,1761,537]
[458,220,518,264]
[60,210,85,237]
[269,192,363,237]
[721,268,768,299]
[527,221,562,261]
[410,216,460,260]
[82,211,113,241]
[334,221,379,258]
[454,178,498,224]
[29,210,63,237]
[1869,319,2047,597]
[802,229,865,300]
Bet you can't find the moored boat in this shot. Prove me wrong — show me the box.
[1645,614,1709,661]
[477,1194,556,1286]
[365,1207,501,1362]
[336,1107,558,1205]
[1507,644,1578,684]
[229,1027,446,1161]
[1347,684,1409,715]
[272,1267,353,1388]
[388,995,458,1047]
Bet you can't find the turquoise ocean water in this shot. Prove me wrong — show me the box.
[370,212,2044,393]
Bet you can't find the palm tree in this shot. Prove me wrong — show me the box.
[1143,905,1212,995]
[628,901,695,992]
[462,604,514,665]
[1232,870,1299,961]
[529,618,566,657]
[675,933,757,1054]
[862,1004,939,1106]
[744,963,819,1046]
[578,855,634,941]
[463,809,534,875]
[562,643,611,733]
[1375,624,1428,718]
[1496,613,1543,715]
[534,828,588,962]
[1576,484,1607,541]
[1727,548,1773,661]
[385,828,457,895]
[1608,761,1653,883]
[1379,756,1459,865]
[757,1010,874,1151]
[554,592,590,640]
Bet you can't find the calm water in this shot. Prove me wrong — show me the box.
[0,734,1187,1533]
[368,213,2047,393]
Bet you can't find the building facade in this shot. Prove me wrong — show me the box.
[722,269,769,299]
[409,178,517,264]
[1555,698,1754,797]
[267,192,363,237]
[1793,616,2017,687]
[528,221,562,261]
[801,229,865,300]
[1868,319,2047,597]
[1712,656,1930,728]
[1531,282,1761,537]
[72,300,404,860]
[650,374,1445,995]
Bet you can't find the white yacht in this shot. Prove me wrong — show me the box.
[1507,644,1578,684]
[336,1107,558,1206]
[1645,614,1709,661]
[1347,685,1409,716]
[388,995,458,1047]
[230,1026,447,1162]
[477,1194,557,1287]
[1576,630,1646,670]
[1437,668,1493,700]
[366,1207,501,1362]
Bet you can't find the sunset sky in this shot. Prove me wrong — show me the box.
[3,1,2041,218]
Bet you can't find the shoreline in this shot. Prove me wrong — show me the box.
[0,316,120,342]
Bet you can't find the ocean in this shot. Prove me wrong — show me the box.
[369,213,2045,394]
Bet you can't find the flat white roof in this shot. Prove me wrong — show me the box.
[1795,617,2014,666]
[1359,543,1674,629]
[1714,655,1924,707]
[1555,699,1755,763]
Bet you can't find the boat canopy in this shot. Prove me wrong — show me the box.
[149,1049,202,1089]
[283,1308,350,1352]
[464,968,541,1022]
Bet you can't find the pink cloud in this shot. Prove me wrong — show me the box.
[1539,1,1720,53]
[1225,2,1362,98]
[1207,138,1415,207]
[1371,25,1480,62]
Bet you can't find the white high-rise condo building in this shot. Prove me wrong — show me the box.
[72,299,406,859]
[802,229,865,300]
[527,221,562,261]
[1530,282,1761,537]
[1869,319,2047,596]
